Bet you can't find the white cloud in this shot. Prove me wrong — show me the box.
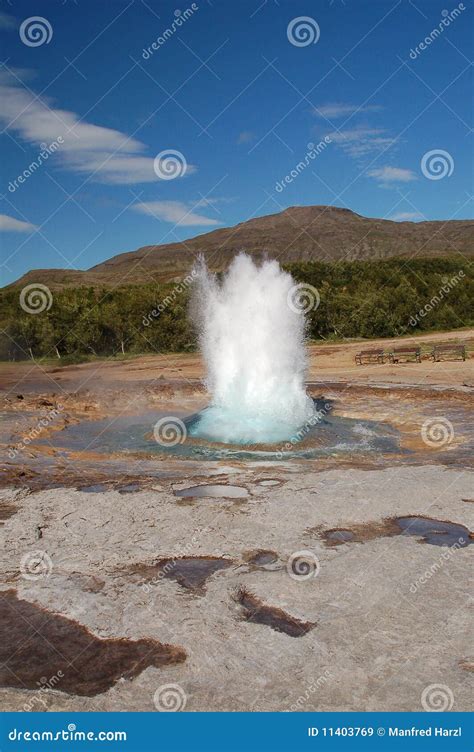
[0,71,196,184]
[367,166,417,184]
[133,200,221,226]
[327,127,397,158]
[390,211,424,221]
[313,103,382,119]
[194,196,235,208]
[0,12,16,30]
[0,214,37,232]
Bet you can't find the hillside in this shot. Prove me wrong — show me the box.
[7,206,474,289]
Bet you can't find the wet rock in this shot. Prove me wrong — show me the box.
[235,587,315,638]
[320,516,473,548]
[126,556,233,594]
[243,550,280,570]
[0,590,186,696]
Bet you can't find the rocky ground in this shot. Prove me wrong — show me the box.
[0,331,472,712]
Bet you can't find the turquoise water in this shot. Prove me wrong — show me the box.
[41,400,403,462]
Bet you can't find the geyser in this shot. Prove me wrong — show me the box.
[190,253,316,444]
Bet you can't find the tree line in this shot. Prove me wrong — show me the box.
[1,257,472,362]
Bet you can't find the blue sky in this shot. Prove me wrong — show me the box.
[0,0,472,285]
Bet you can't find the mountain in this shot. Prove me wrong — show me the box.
[7,206,474,289]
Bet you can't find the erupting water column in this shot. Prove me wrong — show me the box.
[190,253,316,444]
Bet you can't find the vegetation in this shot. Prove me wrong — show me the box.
[1,258,472,361]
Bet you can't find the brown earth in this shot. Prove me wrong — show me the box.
[1,328,472,397]
[7,205,474,289]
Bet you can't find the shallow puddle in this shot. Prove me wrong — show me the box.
[243,550,280,570]
[397,516,472,546]
[236,588,315,638]
[255,479,284,487]
[128,556,233,593]
[321,516,473,548]
[117,482,142,494]
[173,484,248,499]
[0,590,186,696]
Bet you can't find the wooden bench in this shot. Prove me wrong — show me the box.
[355,348,385,365]
[388,346,421,363]
[431,344,466,362]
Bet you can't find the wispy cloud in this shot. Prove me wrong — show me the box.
[237,131,256,144]
[194,196,235,208]
[0,70,196,185]
[0,11,16,30]
[367,166,417,185]
[390,211,424,222]
[0,214,37,232]
[133,200,221,226]
[313,103,382,119]
[327,127,398,159]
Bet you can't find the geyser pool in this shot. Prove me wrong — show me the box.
[189,253,316,444]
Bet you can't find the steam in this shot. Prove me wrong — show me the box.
[190,253,315,444]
